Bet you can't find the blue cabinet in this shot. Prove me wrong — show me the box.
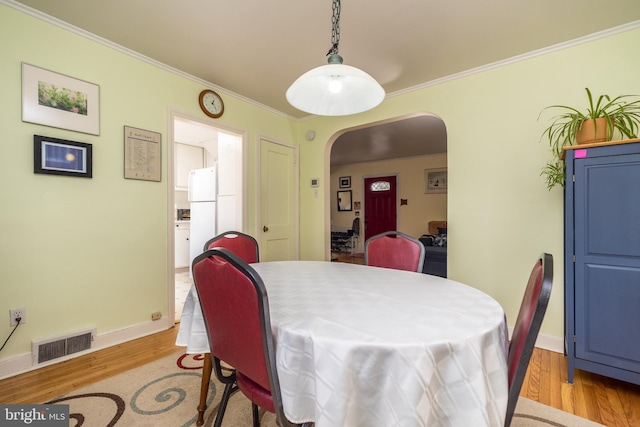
[564,139,640,385]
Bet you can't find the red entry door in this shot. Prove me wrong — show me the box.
[364,175,397,241]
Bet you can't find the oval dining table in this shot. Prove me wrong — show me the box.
[176,260,509,427]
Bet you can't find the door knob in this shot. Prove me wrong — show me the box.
[263,226,269,232]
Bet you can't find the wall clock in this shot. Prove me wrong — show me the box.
[198,89,224,118]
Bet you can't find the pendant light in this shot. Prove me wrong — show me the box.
[286,0,385,116]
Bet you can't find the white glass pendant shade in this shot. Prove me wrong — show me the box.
[286,62,385,116]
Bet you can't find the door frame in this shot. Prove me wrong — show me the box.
[256,135,300,260]
[167,108,247,324]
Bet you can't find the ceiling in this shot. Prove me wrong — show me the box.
[12,0,640,163]
[330,114,447,166]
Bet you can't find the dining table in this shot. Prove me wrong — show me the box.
[176,260,509,427]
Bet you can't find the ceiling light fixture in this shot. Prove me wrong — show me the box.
[286,0,385,116]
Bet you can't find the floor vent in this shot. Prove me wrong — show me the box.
[32,328,96,365]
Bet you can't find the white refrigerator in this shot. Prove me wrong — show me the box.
[188,167,217,273]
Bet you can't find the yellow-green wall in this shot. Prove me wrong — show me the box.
[299,26,640,347]
[0,4,297,365]
[2,1,640,371]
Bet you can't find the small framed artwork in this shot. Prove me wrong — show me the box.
[34,135,92,178]
[124,126,162,182]
[339,176,351,188]
[337,190,352,211]
[424,168,447,193]
[22,63,100,135]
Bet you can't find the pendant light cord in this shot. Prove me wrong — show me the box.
[327,0,341,56]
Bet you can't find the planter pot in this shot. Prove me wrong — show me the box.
[576,118,610,144]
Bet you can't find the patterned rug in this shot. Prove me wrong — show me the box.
[44,351,604,426]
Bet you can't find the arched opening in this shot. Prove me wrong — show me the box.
[324,113,448,263]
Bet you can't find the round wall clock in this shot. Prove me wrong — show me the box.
[198,89,224,118]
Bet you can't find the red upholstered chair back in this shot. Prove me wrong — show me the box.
[192,249,272,393]
[504,253,553,427]
[204,231,259,263]
[192,248,307,427]
[364,231,425,272]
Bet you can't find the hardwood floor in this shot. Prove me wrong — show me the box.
[0,326,182,405]
[2,320,640,425]
[523,348,640,426]
[331,251,364,264]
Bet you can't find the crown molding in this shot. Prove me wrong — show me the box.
[4,1,639,122]
[388,20,640,99]
[1,0,296,121]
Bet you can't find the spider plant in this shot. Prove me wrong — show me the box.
[538,88,640,189]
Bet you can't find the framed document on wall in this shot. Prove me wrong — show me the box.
[124,126,161,182]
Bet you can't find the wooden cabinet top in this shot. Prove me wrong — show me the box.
[563,137,640,152]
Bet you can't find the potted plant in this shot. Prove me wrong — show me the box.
[539,88,640,190]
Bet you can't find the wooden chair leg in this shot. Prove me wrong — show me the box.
[196,352,213,426]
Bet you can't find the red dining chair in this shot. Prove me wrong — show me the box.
[203,231,259,263]
[195,230,259,426]
[192,248,311,427]
[504,253,553,427]
[364,231,425,272]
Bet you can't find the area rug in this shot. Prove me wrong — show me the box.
[45,351,604,426]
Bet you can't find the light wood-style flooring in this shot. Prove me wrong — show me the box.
[1,326,640,426]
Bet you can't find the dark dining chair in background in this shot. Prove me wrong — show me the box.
[504,253,553,427]
[195,230,260,425]
[192,248,312,427]
[364,230,425,272]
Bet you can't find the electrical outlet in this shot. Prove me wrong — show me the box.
[151,312,162,321]
[9,307,26,326]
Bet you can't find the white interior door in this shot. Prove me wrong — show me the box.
[260,139,298,261]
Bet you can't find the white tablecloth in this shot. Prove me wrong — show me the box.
[176,261,508,427]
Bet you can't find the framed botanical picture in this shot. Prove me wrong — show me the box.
[424,168,447,193]
[337,190,352,211]
[339,176,351,188]
[22,63,100,135]
[34,135,92,178]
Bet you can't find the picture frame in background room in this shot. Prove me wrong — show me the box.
[33,135,92,178]
[123,126,162,182]
[22,63,100,135]
[339,176,351,188]
[337,190,352,211]
[424,168,447,194]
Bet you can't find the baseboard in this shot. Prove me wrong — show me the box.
[508,326,564,354]
[1,320,564,380]
[0,316,173,380]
